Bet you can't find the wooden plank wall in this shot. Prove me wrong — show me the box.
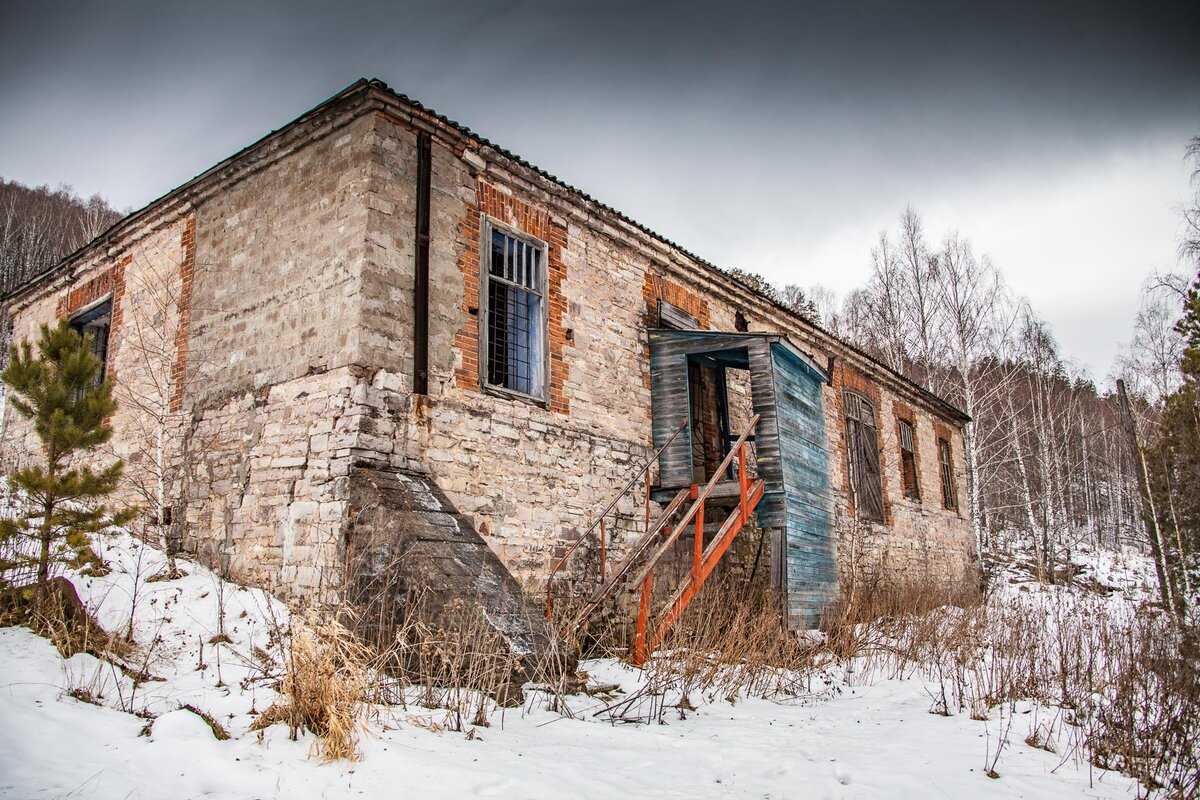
[769,342,837,627]
[649,330,755,488]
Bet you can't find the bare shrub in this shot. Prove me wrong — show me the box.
[625,575,826,722]
[255,605,370,761]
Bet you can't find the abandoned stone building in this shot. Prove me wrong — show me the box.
[0,79,975,657]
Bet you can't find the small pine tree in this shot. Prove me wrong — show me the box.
[0,320,135,602]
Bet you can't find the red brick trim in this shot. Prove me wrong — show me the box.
[642,272,710,329]
[170,216,196,412]
[454,179,570,414]
[56,256,129,381]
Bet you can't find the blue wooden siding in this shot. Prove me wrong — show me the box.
[768,342,836,628]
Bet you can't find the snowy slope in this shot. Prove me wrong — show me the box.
[0,533,1146,800]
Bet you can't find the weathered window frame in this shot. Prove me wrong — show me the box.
[938,436,958,511]
[843,390,884,523]
[69,297,113,384]
[478,215,549,405]
[897,417,921,502]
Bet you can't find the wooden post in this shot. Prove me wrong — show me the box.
[693,499,705,578]
[1116,379,1176,616]
[634,570,653,665]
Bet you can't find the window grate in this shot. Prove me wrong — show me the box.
[482,225,546,400]
[898,418,920,501]
[938,438,957,511]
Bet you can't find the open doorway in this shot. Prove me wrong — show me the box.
[687,354,731,484]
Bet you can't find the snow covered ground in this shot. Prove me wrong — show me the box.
[0,533,1149,799]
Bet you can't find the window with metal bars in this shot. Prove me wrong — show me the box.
[843,390,884,522]
[69,299,112,385]
[938,437,957,511]
[897,418,920,501]
[480,221,547,401]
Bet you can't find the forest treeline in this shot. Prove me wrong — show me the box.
[770,136,1200,615]
[0,179,122,297]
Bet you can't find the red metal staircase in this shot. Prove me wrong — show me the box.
[545,415,765,666]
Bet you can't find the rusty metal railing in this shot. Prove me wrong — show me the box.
[544,418,688,621]
[632,413,765,664]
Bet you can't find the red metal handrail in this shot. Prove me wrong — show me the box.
[545,418,688,620]
[632,414,764,665]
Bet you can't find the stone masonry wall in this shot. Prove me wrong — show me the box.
[362,113,976,598]
[0,87,976,615]
[1,105,382,598]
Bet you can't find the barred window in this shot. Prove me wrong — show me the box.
[843,390,884,522]
[897,418,920,501]
[938,437,957,511]
[70,299,112,384]
[480,221,547,401]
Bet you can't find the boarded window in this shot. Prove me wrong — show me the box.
[843,390,884,522]
[938,437,957,511]
[481,222,547,400]
[70,299,112,384]
[898,418,920,501]
[658,299,698,330]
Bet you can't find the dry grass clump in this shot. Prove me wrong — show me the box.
[830,579,1199,798]
[624,563,1197,797]
[254,605,370,761]
[379,595,525,728]
[628,576,823,720]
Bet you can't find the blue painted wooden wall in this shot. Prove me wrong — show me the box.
[767,342,836,628]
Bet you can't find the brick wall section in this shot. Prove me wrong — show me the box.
[54,254,129,381]
[452,179,570,414]
[642,272,711,329]
[170,216,196,412]
[55,265,119,318]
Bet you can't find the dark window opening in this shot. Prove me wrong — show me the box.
[482,225,546,399]
[734,309,749,332]
[843,390,884,522]
[897,418,920,501]
[70,299,112,384]
[938,437,957,511]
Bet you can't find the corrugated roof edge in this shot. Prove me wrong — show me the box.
[1,76,970,424]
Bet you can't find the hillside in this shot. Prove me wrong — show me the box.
[0,529,1168,799]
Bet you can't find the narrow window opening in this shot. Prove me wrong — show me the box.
[481,222,547,401]
[938,437,957,511]
[897,418,920,501]
[843,390,884,522]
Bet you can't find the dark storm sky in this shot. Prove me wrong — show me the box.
[2,1,1198,376]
